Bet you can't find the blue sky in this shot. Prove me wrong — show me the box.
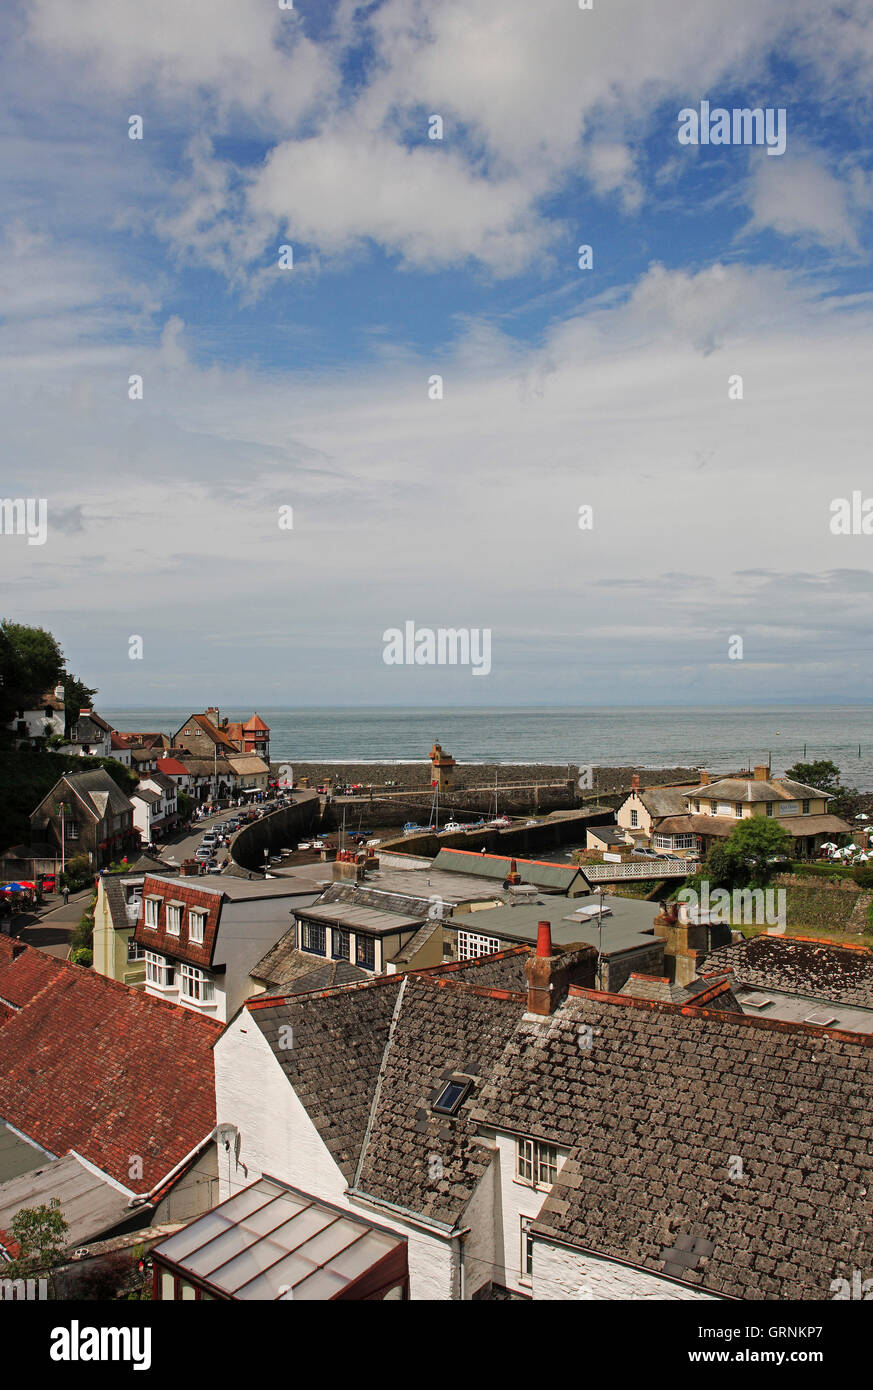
[2,0,873,707]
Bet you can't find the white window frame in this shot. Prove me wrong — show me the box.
[188,909,206,944]
[516,1138,559,1190]
[166,904,182,936]
[144,897,160,929]
[145,951,174,988]
[520,1216,534,1285]
[180,963,214,1003]
[457,929,501,961]
[630,809,638,827]
[127,937,146,962]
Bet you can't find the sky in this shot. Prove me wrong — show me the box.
[2,0,873,707]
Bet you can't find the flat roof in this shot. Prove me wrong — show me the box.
[733,983,873,1036]
[357,866,504,905]
[146,873,322,901]
[152,1177,405,1300]
[450,895,663,955]
[0,1122,51,1185]
[295,903,426,936]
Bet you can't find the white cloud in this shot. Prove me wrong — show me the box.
[746,151,861,250]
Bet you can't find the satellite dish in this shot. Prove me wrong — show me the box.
[213,1123,240,1160]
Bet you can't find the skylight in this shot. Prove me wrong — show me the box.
[432,1078,473,1115]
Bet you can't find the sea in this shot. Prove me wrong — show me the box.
[102,706,873,789]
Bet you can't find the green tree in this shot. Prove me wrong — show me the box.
[0,622,65,733]
[694,817,793,892]
[3,1199,69,1289]
[63,673,98,730]
[784,760,842,793]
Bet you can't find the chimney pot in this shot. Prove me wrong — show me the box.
[536,920,552,958]
[699,770,710,786]
[753,764,769,781]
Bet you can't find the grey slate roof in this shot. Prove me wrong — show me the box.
[251,937,368,992]
[295,902,426,936]
[692,777,833,804]
[62,768,132,819]
[637,785,698,817]
[0,1153,131,1250]
[698,935,873,1010]
[473,992,873,1300]
[354,974,522,1226]
[432,848,589,893]
[317,881,435,918]
[249,979,402,1182]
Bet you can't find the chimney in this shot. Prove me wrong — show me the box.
[699,770,710,786]
[525,922,597,1016]
[505,859,521,886]
[631,773,640,791]
[753,764,769,781]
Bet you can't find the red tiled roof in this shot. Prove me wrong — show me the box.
[134,876,223,968]
[156,757,189,776]
[0,936,66,1009]
[111,732,131,748]
[244,713,269,732]
[0,938,220,1191]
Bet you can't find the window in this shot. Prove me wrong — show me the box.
[301,920,326,955]
[181,963,214,1003]
[674,834,697,850]
[356,935,375,970]
[516,1139,559,1189]
[716,802,732,817]
[457,929,501,961]
[332,928,350,960]
[653,834,672,849]
[144,897,159,929]
[734,803,742,817]
[65,821,79,839]
[145,952,174,988]
[778,801,799,816]
[630,809,638,827]
[188,910,206,944]
[127,938,145,962]
[166,904,182,936]
[520,1217,534,1285]
[802,800,810,815]
[432,1078,472,1115]
[765,802,774,817]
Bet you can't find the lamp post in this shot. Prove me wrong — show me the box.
[59,800,66,877]
[596,887,604,990]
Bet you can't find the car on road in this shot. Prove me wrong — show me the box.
[194,847,214,862]
[201,832,219,846]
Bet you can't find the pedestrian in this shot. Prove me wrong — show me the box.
[63,886,70,904]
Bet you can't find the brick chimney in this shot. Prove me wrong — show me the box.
[505,859,521,886]
[205,707,220,727]
[699,770,710,786]
[753,764,769,781]
[525,922,597,1016]
[631,773,640,791]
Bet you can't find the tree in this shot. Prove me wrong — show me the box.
[3,1199,69,1288]
[63,673,98,730]
[785,758,863,820]
[695,816,793,891]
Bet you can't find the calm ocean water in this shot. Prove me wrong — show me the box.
[103,706,873,788]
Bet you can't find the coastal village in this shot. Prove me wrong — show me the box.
[2,647,873,1302]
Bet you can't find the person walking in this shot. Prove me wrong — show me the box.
[63,886,70,905]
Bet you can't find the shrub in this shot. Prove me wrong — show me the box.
[70,946,92,967]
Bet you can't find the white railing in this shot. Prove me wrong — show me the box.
[584,858,699,880]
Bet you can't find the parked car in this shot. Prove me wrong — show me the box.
[37,873,57,893]
[201,833,219,847]
[194,847,213,862]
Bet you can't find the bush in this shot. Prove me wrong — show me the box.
[70,946,92,967]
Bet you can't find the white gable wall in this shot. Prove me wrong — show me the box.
[532,1237,718,1301]
[214,1009,459,1299]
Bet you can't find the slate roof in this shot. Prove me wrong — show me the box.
[692,777,833,804]
[295,902,426,936]
[698,935,873,1010]
[251,937,368,992]
[0,938,220,1191]
[317,881,436,918]
[249,979,402,1183]
[354,973,523,1226]
[637,785,698,817]
[0,1153,132,1250]
[473,989,873,1300]
[47,768,132,821]
[432,848,589,893]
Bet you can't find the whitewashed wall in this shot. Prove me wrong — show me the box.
[532,1239,718,1300]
